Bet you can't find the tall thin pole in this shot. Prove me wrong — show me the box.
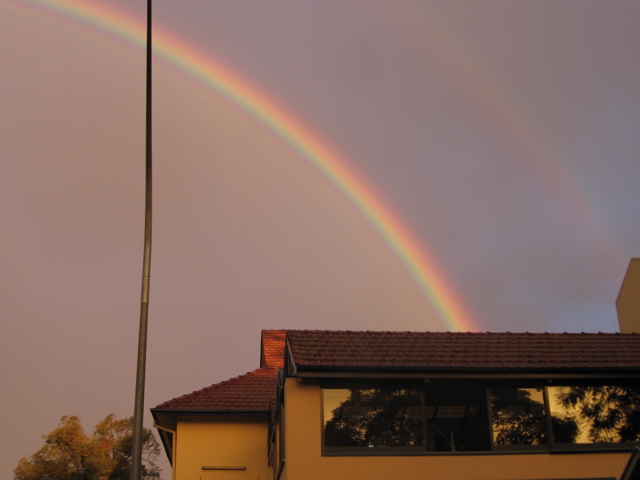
[131,1,152,479]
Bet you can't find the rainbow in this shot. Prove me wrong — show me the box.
[382,2,623,278]
[9,0,479,332]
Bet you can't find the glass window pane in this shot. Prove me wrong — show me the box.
[490,387,547,446]
[425,382,491,452]
[323,387,424,448]
[548,385,640,444]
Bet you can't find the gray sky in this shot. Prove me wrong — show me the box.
[2,1,640,477]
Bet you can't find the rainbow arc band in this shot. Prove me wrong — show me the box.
[15,0,478,332]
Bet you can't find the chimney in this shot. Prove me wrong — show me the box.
[617,258,640,333]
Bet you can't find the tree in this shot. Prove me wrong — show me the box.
[490,388,548,446]
[324,388,424,448]
[14,414,162,480]
[490,387,578,446]
[554,385,640,443]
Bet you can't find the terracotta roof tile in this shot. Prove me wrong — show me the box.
[154,330,640,414]
[286,330,640,371]
[154,367,278,412]
[154,330,287,413]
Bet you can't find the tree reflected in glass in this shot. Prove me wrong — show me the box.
[323,388,424,448]
[550,385,640,443]
[322,381,640,453]
[490,387,547,446]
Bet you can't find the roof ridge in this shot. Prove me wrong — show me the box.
[286,329,629,335]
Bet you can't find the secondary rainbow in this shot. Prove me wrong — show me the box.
[382,1,623,277]
[14,0,479,332]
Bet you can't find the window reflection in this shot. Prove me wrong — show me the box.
[323,387,424,448]
[549,385,640,443]
[425,382,490,452]
[490,387,547,446]
[321,381,640,453]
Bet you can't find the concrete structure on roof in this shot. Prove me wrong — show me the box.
[153,329,640,480]
[617,258,640,334]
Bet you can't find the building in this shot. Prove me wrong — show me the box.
[152,260,640,480]
[152,330,640,480]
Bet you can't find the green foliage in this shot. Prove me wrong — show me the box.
[14,415,162,480]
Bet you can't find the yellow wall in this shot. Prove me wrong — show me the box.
[283,379,630,480]
[175,416,271,480]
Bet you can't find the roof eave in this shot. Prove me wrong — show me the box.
[150,408,271,416]
[291,365,640,379]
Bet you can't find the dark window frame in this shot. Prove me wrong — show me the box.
[321,378,640,456]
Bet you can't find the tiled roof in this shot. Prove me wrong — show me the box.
[286,330,640,372]
[154,329,286,413]
[153,367,278,412]
[154,330,640,414]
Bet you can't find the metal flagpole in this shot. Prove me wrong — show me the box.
[131,0,152,479]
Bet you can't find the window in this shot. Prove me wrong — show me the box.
[321,379,640,455]
[323,385,424,452]
[490,386,547,448]
[547,384,640,445]
[425,381,490,452]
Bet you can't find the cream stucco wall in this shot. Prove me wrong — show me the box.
[282,378,630,480]
[174,416,271,480]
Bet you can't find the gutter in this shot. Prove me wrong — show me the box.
[151,408,271,416]
[291,367,640,379]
